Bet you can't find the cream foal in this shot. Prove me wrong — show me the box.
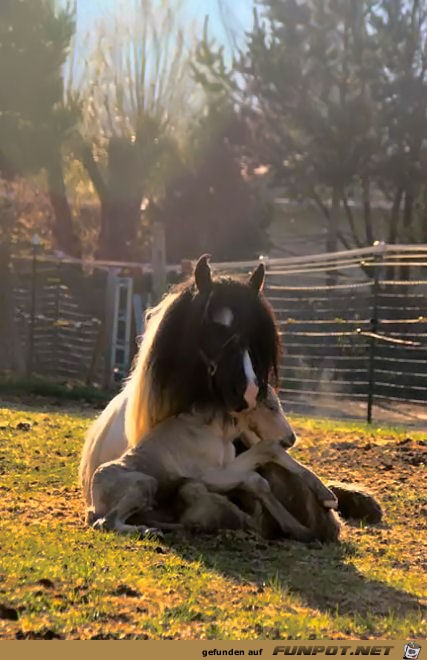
[88,387,337,541]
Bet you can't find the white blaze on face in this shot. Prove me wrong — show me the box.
[213,307,258,408]
[243,350,258,408]
[213,307,233,327]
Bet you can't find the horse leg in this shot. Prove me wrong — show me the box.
[95,513,165,539]
[145,521,184,531]
[327,482,383,523]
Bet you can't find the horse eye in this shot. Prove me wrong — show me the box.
[264,397,278,411]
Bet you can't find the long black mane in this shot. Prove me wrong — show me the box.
[145,266,280,416]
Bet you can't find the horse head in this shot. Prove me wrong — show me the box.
[125,253,281,445]
[193,254,278,412]
[194,253,265,295]
[198,320,256,412]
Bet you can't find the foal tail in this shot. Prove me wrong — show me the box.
[78,391,127,505]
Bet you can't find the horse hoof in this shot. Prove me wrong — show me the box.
[328,483,383,523]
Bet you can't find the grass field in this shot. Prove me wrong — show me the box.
[0,400,425,640]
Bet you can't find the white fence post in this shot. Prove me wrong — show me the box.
[151,220,167,303]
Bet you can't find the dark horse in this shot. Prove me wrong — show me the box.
[79,255,281,504]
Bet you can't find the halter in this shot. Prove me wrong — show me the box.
[199,289,237,377]
[199,332,240,379]
[200,289,215,325]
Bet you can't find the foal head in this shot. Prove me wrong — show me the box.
[236,385,297,449]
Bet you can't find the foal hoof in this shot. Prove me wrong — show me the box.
[92,517,108,532]
[139,527,165,541]
[322,497,339,510]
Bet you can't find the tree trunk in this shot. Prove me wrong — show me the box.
[421,189,427,243]
[326,186,341,285]
[326,186,341,253]
[47,150,81,258]
[342,193,361,247]
[386,188,403,281]
[97,197,141,260]
[388,188,403,245]
[81,137,142,261]
[402,191,414,235]
[399,192,414,281]
[0,242,24,372]
[362,177,374,245]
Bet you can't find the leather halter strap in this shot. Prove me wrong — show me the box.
[199,332,240,378]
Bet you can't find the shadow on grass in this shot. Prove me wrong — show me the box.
[169,532,425,619]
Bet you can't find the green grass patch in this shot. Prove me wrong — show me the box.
[0,402,425,639]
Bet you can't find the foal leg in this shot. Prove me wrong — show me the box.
[177,481,255,532]
[259,464,341,542]
[207,440,336,507]
[90,466,160,536]
[201,440,289,491]
[224,439,338,509]
[240,472,315,542]
[270,451,338,509]
[201,466,314,542]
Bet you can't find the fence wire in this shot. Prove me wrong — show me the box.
[11,243,427,424]
[263,245,427,424]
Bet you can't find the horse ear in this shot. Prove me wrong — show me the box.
[195,254,213,293]
[248,263,265,292]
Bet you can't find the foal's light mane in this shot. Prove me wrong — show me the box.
[124,289,182,447]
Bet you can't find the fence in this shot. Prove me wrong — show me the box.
[11,252,188,387]
[13,257,108,384]
[261,243,427,424]
[10,243,427,424]
[203,244,426,424]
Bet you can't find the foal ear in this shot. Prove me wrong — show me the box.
[248,263,265,293]
[195,254,213,293]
